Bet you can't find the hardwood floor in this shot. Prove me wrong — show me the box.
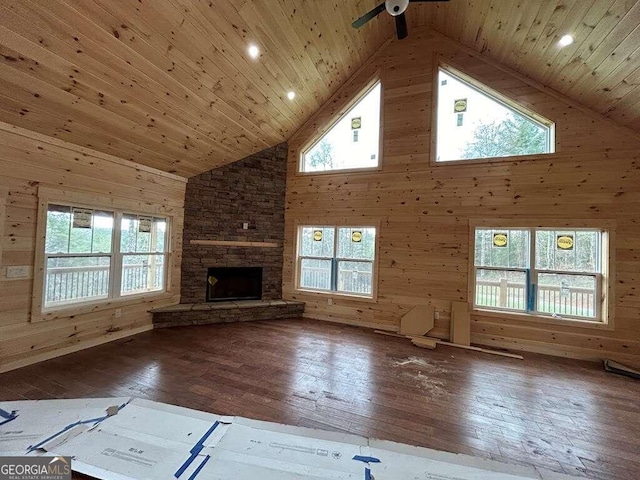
[1,319,639,479]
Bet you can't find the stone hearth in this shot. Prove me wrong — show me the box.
[151,300,305,328]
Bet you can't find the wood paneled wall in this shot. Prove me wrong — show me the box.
[283,31,640,365]
[0,122,186,373]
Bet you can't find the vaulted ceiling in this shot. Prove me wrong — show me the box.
[0,1,639,177]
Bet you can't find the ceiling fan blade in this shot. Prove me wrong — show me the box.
[395,12,408,40]
[352,2,386,29]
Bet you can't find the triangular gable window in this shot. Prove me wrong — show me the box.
[301,82,381,173]
[436,66,554,162]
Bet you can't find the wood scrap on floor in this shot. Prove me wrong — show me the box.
[411,337,437,350]
[435,340,524,360]
[375,320,524,360]
[375,303,524,359]
[604,359,640,379]
[374,330,436,349]
[450,301,470,346]
[400,305,435,336]
[374,330,408,339]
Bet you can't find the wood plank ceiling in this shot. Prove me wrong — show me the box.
[0,1,638,177]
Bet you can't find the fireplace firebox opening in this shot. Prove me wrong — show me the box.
[206,267,263,302]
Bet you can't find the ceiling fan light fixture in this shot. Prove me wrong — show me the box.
[386,0,410,16]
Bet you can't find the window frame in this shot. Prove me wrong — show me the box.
[43,206,115,310]
[295,224,379,300]
[469,219,615,330]
[118,214,169,298]
[431,61,556,166]
[298,75,384,176]
[32,187,175,322]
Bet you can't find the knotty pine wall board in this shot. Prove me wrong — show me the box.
[283,31,640,364]
[0,121,186,373]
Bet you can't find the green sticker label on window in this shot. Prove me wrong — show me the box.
[313,230,323,241]
[351,230,363,243]
[493,232,508,247]
[351,117,362,129]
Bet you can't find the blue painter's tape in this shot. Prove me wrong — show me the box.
[528,284,536,312]
[0,407,16,419]
[0,415,18,427]
[365,467,372,480]
[0,408,18,427]
[352,455,381,464]
[187,455,210,480]
[27,401,129,453]
[174,421,219,478]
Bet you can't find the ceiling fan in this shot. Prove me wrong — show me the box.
[352,0,450,40]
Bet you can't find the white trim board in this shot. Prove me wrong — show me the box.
[0,397,584,480]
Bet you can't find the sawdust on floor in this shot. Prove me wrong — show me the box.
[392,356,451,397]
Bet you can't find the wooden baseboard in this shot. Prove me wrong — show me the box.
[473,333,640,367]
[302,313,396,332]
[0,324,154,374]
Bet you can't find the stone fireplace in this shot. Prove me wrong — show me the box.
[179,143,288,304]
[151,143,305,327]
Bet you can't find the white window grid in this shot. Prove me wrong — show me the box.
[296,226,375,298]
[43,203,169,312]
[473,227,604,322]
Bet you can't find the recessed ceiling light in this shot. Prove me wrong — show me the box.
[287,91,296,100]
[248,44,260,59]
[558,35,574,47]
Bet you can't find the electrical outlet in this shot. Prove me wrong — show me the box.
[114,308,122,319]
[328,298,333,306]
[434,310,440,320]
[242,222,249,230]
[6,266,29,279]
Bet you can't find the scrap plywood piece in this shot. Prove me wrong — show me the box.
[435,341,524,360]
[450,302,471,346]
[604,359,640,380]
[411,337,437,350]
[400,305,435,336]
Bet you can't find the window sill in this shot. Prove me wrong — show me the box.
[33,291,173,322]
[296,165,382,177]
[295,288,377,303]
[431,152,554,167]
[472,307,613,331]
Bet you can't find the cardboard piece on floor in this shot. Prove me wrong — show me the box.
[195,417,368,479]
[450,301,471,346]
[400,305,435,336]
[369,439,576,480]
[44,398,226,480]
[2,398,586,480]
[0,397,130,456]
[45,399,367,480]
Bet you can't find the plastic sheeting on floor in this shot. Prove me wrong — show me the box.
[0,397,583,480]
